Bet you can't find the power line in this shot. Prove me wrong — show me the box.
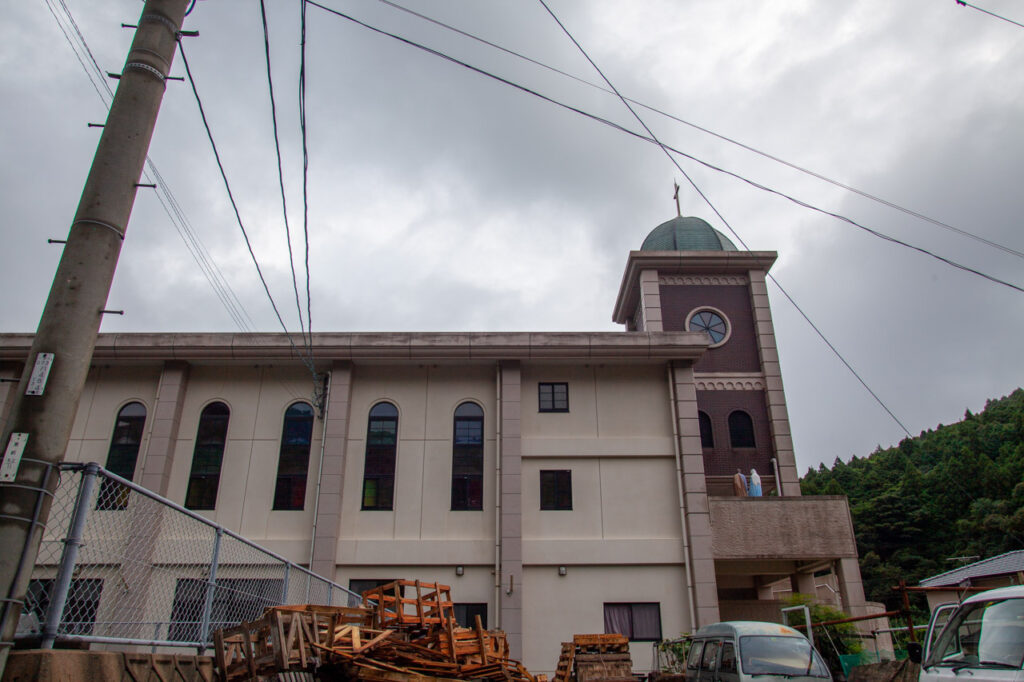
[299,0,314,359]
[43,0,258,334]
[955,0,1024,29]
[305,0,1024,297]
[179,41,316,373]
[534,0,912,437]
[363,0,1024,262]
[258,0,311,354]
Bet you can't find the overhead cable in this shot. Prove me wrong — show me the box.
[299,0,314,354]
[955,0,1024,29]
[179,42,317,373]
[365,0,1024,262]
[304,0,1024,297]
[44,0,257,333]
[258,0,312,354]
[534,0,913,438]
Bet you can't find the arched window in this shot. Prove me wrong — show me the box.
[98,402,147,510]
[698,411,714,449]
[362,402,398,510]
[451,402,484,511]
[185,402,230,510]
[273,402,315,511]
[728,410,756,448]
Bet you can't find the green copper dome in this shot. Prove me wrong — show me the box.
[640,216,738,251]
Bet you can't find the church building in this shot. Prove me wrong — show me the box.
[0,216,868,675]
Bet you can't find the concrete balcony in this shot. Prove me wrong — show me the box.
[709,495,858,561]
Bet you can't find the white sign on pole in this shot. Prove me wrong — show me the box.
[25,352,55,396]
[1,432,28,482]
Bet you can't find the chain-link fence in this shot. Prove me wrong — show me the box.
[16,462,361,650]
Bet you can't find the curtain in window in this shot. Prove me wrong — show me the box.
[604,603,633,638]
[631,603,662,640]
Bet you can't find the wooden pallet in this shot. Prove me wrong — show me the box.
[554,642,575,682]
[361,580,457,630]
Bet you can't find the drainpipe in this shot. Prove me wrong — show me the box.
[308,371,332,587]
[770,457,783,496]
[666,363,698,631]
[494,363,503,629]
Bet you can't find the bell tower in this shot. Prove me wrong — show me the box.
[612,216,800,495]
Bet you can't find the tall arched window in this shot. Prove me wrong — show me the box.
[728,410,756,448]
[273,402,315,511]
[185,402,230,510]
[362,402,398,510]
[451,402,484,511]
[98,402,147,510]
[698,411,714,449]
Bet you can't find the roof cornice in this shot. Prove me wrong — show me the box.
[612,250,778,324]
[0,331,709,364]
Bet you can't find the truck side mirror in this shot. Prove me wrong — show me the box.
[907,642,922,664]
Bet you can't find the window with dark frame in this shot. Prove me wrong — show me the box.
[185,402,230,510]
[25,578,104,636]
[169,577,282,642]
[698,411,714,449]
[540,470,572,510]
[362,402,398,511]
[451,402,484,511]
[538,382,569,412]
[98,401,147,510]
[728,410,756,448]
[273,402,315,510]
[603,602,662,641]
[453,603,488,629]
[349,578,404,598]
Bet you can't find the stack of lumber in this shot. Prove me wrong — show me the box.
[213,580,545,682]
[552,634,633,682]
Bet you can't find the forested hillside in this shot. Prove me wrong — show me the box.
[800,389,1024,609]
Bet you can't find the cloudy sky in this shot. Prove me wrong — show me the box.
[3,0,1023,473]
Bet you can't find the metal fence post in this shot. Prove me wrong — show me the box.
[41,463,97,649]
[281,564,290,605]
[198,527,222,654]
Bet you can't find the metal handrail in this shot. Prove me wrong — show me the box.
[59,461,361,600]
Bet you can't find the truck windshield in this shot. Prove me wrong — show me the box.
[739,636,830,678]
[925,597,1024,670]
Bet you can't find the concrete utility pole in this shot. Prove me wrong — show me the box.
[0,0,190,672]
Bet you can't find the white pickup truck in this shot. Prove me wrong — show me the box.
[908,585,1024,682]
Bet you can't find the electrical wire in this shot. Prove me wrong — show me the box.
[299,0,314,360]
[534,0,913,437]
[364,0,1024,262]
[43,0,258,334]
[955,0,1024,29]
[179,41,317,373]
[258,0,311,354]
[304,0,1024,297]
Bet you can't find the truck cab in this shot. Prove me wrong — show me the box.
[915,585,1024,682]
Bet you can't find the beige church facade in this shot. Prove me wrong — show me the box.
[0,217,868,675]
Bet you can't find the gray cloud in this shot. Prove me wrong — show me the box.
[4,0,1023,472]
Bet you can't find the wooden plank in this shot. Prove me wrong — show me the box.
[416,580,425,624]
[241,621,257,681]
[354,628,394,654]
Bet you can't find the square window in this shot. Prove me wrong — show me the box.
[540,470,572,510]
[453,603,488,629]
[538,383,569,412]
[603,602,662,641]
